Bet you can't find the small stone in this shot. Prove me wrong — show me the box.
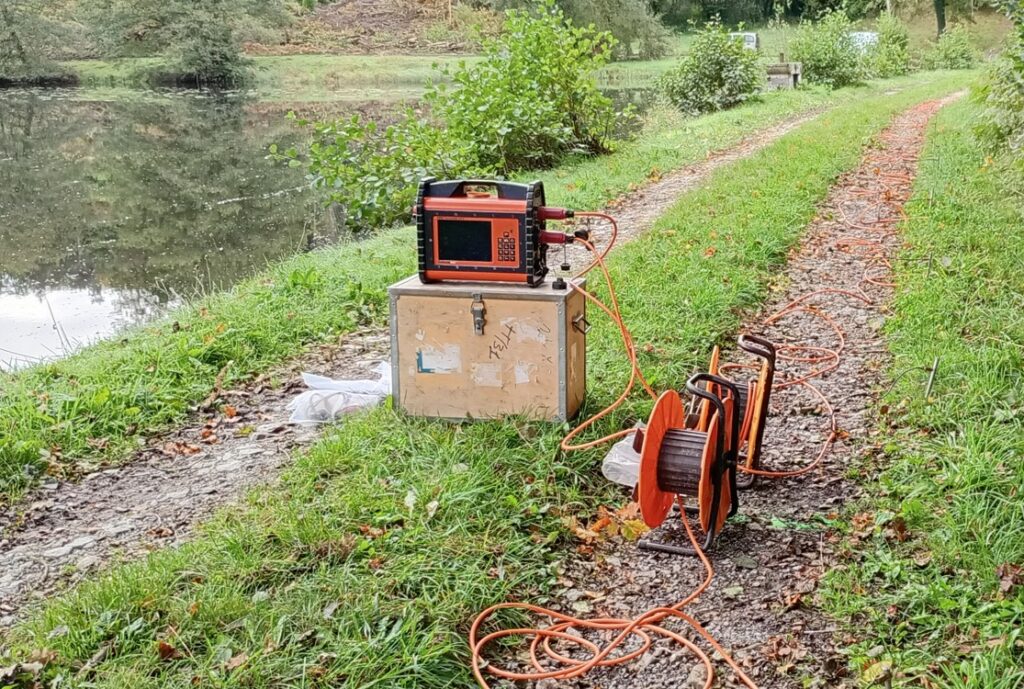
[76,555,101,571]
[866,645,886,659]
[42,536,96,559]
[732,554,758,569]
[685,663,707,689]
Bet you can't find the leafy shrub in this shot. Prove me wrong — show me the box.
[867,11,911,78]
[278,113,484,231]
[923,25,978,70]
[790,10,864,88]
[285,0,629,232]
[975,32,1024,163]
[428,0,623,171]
[167,15,249,85]
[659,18,765,116]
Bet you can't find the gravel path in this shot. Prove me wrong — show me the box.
[0,107,826,634]
[558,109,824,273]
[512,95,962,689]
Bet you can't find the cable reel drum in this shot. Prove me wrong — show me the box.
[635,335,777,555]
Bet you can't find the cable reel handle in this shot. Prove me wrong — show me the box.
[688,372,743,459]
[738,334,777,368]
[685,374,729,470]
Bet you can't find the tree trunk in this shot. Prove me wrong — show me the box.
[934,0,947,37]
[0,3,30,65]
[886,0,894,14]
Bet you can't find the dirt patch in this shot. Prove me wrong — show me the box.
[492,95,962,689]
[0,107,826,633]
[246,0,478,56]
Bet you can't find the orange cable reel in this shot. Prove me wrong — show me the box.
[635,372,741,555]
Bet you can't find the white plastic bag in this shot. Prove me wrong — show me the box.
[601,423,645,488]
[287,361,391,424]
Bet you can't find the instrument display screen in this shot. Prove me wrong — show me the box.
[437,219,493,262]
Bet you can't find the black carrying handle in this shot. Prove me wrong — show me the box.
[423,178,540,200]
[687,373,742,463]
[738,334,777,369]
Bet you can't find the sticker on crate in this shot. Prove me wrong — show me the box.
[415,344,462,374]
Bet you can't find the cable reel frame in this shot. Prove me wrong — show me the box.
[733,335,776,489]
[691,336,777,490]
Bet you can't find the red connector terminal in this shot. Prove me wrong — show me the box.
[538,206,575,221]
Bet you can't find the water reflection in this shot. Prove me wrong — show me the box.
[0,88,346,369]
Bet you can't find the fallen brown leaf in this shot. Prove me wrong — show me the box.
[225,652,248,671]
[157,641,182,661]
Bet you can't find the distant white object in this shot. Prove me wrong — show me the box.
[729,32,760,51]
[766,61,802,90]
[850,31,879,53]
[287,362,391,424]
[601,423,645,488]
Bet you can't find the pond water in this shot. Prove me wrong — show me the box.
[0,86,655,371]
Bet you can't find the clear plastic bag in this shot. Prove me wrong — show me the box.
[287,362,391,424]
[601,423,645,488]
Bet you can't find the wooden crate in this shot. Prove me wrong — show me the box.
[389,275,587,421]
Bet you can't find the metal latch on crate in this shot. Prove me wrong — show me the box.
[572,312,591,335]
[471,293,486,336]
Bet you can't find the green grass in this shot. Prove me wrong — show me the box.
[0,72,973,687]
[820,99,1024,687]
[0,72,972,507]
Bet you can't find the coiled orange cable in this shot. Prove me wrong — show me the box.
[470,508,759,689]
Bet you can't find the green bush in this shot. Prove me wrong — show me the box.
[867,11,911,78]
[790,10,864,88]
[287,0,628,232]
[975,32,1024,163]
[924,24,978,70]
[659,18,765,115]
[278,114,484,231]
[428,0,623,170]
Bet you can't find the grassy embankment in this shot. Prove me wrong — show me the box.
[66,54,664,101]
[1,72,973,687]
[822,100,1024,687]
[0,72,971,507]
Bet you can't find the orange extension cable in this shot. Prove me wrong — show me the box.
[469,200,896,687]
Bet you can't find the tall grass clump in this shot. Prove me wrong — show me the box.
[659,18,765,116]
[867,11,912,78]
[790,10,864,88]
